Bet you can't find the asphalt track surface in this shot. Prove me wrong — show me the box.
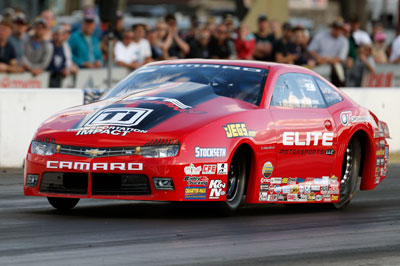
[1,165,400,266]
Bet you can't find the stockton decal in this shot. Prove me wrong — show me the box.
[282,132,334,146]
[223,123,256,138]
[46,161,143,171]
[195,147,226,158]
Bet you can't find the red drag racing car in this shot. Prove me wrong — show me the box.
[24,59,390,212]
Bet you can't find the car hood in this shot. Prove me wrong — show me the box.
[34,82,257,147]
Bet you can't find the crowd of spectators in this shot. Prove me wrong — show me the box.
[0,7,400,87]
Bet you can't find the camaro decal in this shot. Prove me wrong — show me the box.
[282,132,334,146]
[46,161,143,171]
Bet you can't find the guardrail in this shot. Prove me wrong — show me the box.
[0,87,397,168]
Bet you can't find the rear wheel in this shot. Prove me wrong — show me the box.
[47,197,80,210]
[218,152,247,214]
[333,138,361,209]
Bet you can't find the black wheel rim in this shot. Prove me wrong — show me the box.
[226,160,240,201]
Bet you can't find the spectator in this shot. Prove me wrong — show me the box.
[253,15,273,61]
[22,18,53,76]
[68,8,103,68]
[347,43,375,87]
[8,12,28,65]
[182,16,199,42]
[131,24,152,65]
[164,13,189,58]
[290,26,315,67]
[47,26,74,87]
[308,18,349,86]
[208,24,236,59]
[268,19,282,44]
[2,8,15,21]
[0,20,20,73]
[100,11,124,61]
[41,10,55,41]
[148,21,169,60]
[114,30,138,70]
[274,22,297,64]
[350,17,372,47]
[235,24,256,60]
[61,23,71,41]
[224,14,237,40]
[372,32,388,64]
[389,30,400,64]
[186,27,211,58]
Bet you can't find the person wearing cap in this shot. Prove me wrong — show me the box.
[389,29,400,64]
[22,18,53,76]
[253,14,273,61]
[0,20,21,73]
[68,8,103,68]
[47,26,74,87]
[372,32,388,64]
[308,18,349,86]
[8,12,28,65]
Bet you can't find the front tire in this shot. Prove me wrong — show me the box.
[333,138,361,209]
[47,197,80,210]
[218,152,247,214]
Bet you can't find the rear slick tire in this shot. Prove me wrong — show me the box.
[333,138,361,209]
[47,197,80,210]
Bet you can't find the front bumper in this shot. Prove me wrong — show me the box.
[24,153,229,201]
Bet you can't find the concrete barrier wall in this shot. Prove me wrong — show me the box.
[0,89,84,168]
[0,87,398,168]
[341,88,399,152]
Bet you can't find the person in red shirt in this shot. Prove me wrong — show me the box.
[235,24,256,60]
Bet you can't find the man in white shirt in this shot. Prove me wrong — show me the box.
[131,24,152,65]
[114,30,138,69]
[390,32,400,64]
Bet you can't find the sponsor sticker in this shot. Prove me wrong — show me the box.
[282,132,334,146]
[195,147,226,158]
[184,176,209,186]
[287,194,297,201]
[331,194,339,201]
[340,111,352,126]
[217,163,228,175]
[209,179,226,199]
[223,123,256,138]
[274,185,282,194]
[262,162,274,178]
[282,186,291,194]
[84,107,153,127]
[260,184,269,192]
[185,187,207,200]
[202,164,217,175]
[259,192,268,201]
[184,164,202,175]
[271,177,282,184]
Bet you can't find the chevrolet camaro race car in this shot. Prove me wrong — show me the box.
[24,59,390,212]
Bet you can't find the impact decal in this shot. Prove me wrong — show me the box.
[184,164,202,175]
[75,126,147,136]
[46,161,142,171]
[217,163,228,175]
[262,162,274,178]
[282,132,334,146]
[208,180,226,199]
[223,123,256,138]
[185,187,207,200]
[195,147,226,158]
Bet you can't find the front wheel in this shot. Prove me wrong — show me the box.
[218,152,247,214]
[47,197,80,210]
[333,138,361,209]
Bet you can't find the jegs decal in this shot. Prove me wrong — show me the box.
[223,123,256,138]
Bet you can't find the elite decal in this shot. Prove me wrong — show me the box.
[282,132,334,146]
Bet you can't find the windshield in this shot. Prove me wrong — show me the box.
[104,63,268,106]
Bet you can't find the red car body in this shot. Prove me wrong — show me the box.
[24,60,390,206]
